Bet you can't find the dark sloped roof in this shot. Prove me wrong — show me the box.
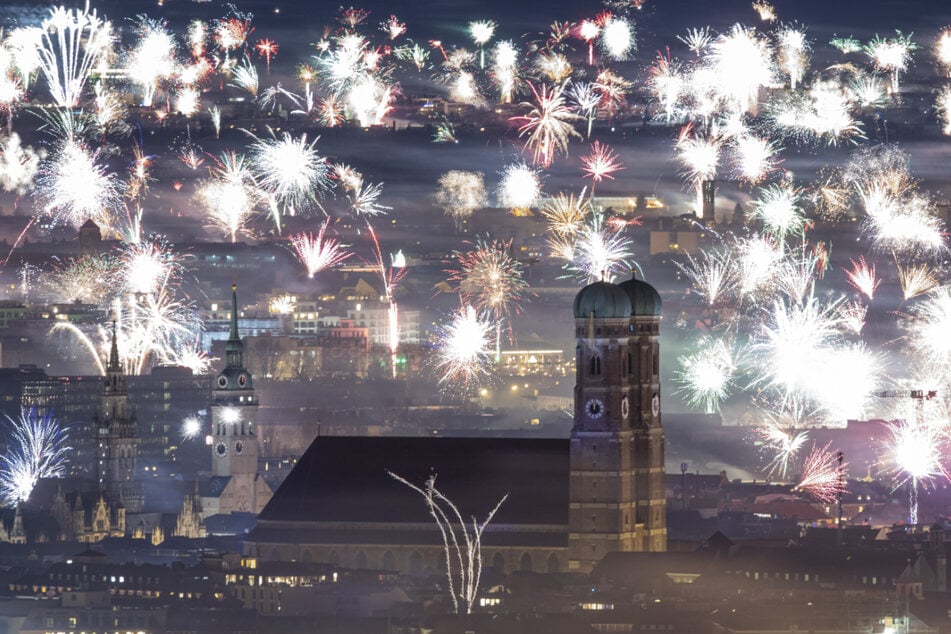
[259,436,570,526]
[200,476,231,498]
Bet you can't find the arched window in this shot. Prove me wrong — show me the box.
[409,551,423,575]
[519,553,533,572]
[590,353,602,376]
[627,352,634,375]
[547,553,560,574]
[492,552,505,573]
[382,551,396,571]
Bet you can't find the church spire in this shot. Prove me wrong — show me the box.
[229,284,240,342]
[108,321,121,373]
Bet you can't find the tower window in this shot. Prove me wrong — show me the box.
[590,354,602,375]
[627,353,633,375]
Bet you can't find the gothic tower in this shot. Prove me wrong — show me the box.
[568,275,666,573]
[210,285,263,514]
[94,322,142,513]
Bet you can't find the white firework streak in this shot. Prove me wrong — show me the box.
[0,408,71,506]
[388,471,506,615]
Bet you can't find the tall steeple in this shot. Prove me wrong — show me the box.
[225,284,245,371]
[95,322,142,512]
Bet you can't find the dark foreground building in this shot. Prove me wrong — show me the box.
[246,275,668,573]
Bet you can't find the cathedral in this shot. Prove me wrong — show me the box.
[246,274,667,574]
[199,285,272,519]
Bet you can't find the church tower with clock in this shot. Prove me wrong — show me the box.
[206,285,271,516]
[568,273,666,573]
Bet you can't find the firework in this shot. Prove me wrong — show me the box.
[36,138,124,230]
[181,415,202,440]
[905,286,951,371]
[775,24,810,91]
[41,253,116,303]
[567,81,600,138]
[839,301,867,335]
[0,408,70,506]
[708,24,775,113]
[435,171,488,226]
[432,120,458,143]
[347,75,394,126]
[230,57,259,96]
[249,132,329,218]
[601,17,634,61]
[898,262,939,301]
[580,141,625,198]
[794,443,846,503]
[491,40,519,103]
[884,414,949,524]
[732,135,781,184]
[214,10,252,56]
[749,184,806,240]
[866,32,916,95]
[859,184,944,255]
[937,86,951,135]
[449,239,528,354]
[678,27,712,56]
[346,179,391,218]
[382,15,407,40]
[737,236,782,295]
[290,219,352,278]
[677,248,738,306]
[394,41,429,72]
[752,0,777,22]
[126,17,177,108]
[269,294,297,314]
[830,36,862,54]
[255,38,278,72]
[565,213,634,283]
[469,20,496,68]
[845,256,880,300]
[676,338,739,414]
[649,53,685,123]
[196,151,264,242]
[542,191,590,237]
[498,163,542,210]
[0,133,43,195]
[771,80,864,145]
[432,304,495,392]
[578,19,600,65]
[37,4,112,108]
[849,75,887,108]
[676,126,720,217]
[758,423,808,479]
[937,29,951,76]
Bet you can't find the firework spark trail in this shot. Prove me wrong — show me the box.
[675,338,739,414]
[580,141,624,200]
[732,135,781,184]
[0,133,43,195]
[542,191,590,238]
[775,24,810,91]
[498,163,542,210]
[0,408,71,506]
[898,262,939,301]
[512,82,583,168]
[181,415,202,440]
[435,171,488,227]
[794,442,846,503]
[758,423,809,479]
[885,415,949,524]
[566,213,634,283]
[905,286,951,373]
[290,219,352,278]
[676,248,738,306]
[432,304,495,392]
[365,224,408,363]
[37,4,112,108]
[749,184,806,241]
[865,31,916,94]
[388,471,506,615]
[449,239,528,355]
[36,138,125,230]
[126,17,177,107]
[676,126,721,217]
[601,16,634,61]
[845,256,880,300]
[197,151,264,241]
[248,131,329,219]
[707,23,775,113]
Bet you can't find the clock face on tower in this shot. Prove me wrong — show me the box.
[585,398,604,419]
[621,395,630,419]
[238,373,248,387]
[217,375,228,389]
[234,440,244,455]
[651,394,660,417]
[215,441,228,458]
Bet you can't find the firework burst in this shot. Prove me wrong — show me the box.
[512,82,583,168]
[794,442,846,503]
[432,304,495,393]
[0,408,71,507]
[290,219,352,278]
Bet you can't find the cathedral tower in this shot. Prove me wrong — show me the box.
[568,274,666,573]
[209,285,267,514]
[94,323,142,512]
